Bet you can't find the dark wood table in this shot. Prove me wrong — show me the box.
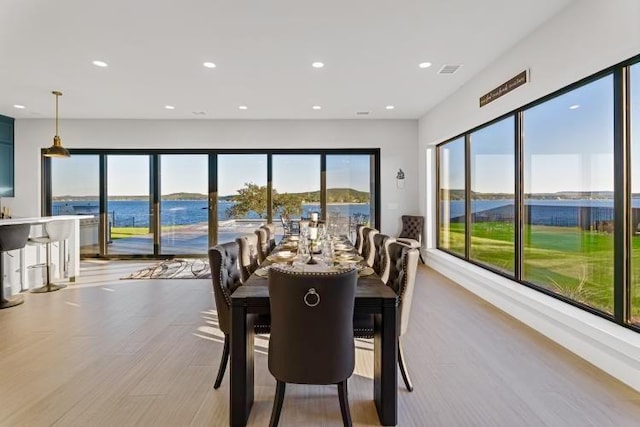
[229,255,399,426]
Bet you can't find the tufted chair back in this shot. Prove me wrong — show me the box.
[386,241,419,337]
[254,227,270,263]
[263,223,277,251]
[362,227,379,267]
[208,242,242,335]
[371,233,396,284]
[399,215,424,243]
[354,224,366,254]
[236,234,260,283]
[268,267,357,385]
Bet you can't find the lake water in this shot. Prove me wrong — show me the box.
[53,200,371,227]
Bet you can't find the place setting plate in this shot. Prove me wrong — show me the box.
[267,250,297,262]
[334,252,363,263]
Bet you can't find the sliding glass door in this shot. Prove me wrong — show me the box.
[160,155,209,254]
[106,155,153,255]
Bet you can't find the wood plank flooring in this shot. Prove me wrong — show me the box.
[0,259,639,426]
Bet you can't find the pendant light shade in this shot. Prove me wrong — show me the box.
[44,91,70,158]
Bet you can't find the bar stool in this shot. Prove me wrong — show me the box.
[28,220,73,293]
[0,224,31,309]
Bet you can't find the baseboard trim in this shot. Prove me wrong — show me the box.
[425,249,640,393]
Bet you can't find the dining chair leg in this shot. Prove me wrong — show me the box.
[337,379,352,427]
[398,340,414,392]
[269,380,287,427]
[213,334,230,389]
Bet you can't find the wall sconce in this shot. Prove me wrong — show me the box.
[396,168,405,189]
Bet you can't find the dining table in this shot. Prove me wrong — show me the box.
[229,236,399,426]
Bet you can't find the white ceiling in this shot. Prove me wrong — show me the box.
[0,0,571,120]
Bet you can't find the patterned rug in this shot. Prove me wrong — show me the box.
[125,259,211,279]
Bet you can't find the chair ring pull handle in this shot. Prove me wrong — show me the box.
[304,288,320,307]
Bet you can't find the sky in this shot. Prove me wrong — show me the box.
[52,153,371,197]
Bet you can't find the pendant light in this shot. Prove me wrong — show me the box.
[44,91,70,158]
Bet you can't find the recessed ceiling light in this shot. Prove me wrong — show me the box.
[385,105,395,110]
[418,62,432,69]
[569,104,580,110]
[203,62,216,68]
[312,62,324,68]
[13,104,25,109]
[239,105,248,110]
[165,105,175,110]
[92,60,108,67]
[312,105,322,110]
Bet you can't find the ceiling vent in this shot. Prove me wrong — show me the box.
[356,111,370,116]
[438,64,462,75]
[192,111,206,116]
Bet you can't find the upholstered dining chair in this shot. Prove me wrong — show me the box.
[263,223,277,251]
[371,233,395,284]
[209,242,270,389]
[236,234,260,283]
[396,215,425,264]
[353,241,419,392]
[354,224,366,255]
[361,227,379,267]
[267,267,358,427]
[254,227,270,263]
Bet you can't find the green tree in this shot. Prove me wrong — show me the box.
[225,182,304,219]
[273,191,303,217]
[226,182,268,219]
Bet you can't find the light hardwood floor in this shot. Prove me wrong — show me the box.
[1,260,639,426]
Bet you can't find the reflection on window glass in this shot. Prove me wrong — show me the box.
[326,155,373,241]
[218,154,267,244]
[470,117,515,274]
[438,137,465,255]
[523,75,614,314]
[630,63,640,325]
[51,155,100,255]
[160,155,208,254]
[273,155,320,237]
[107,155,152,255]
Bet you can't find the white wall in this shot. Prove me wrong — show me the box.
[418,0,640,391]
[7,119,418,236]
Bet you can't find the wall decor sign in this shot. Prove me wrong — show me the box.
[479,70,528,107]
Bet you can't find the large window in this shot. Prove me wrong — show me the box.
[51,155,100,255]
[45,149,379,258]
[631,62,640,325]
[160,155,209,254]
[107,155,153,255]
[469,117,515,274]
[218,154,267,244]
[272,154,321,237]
[326,154,374,240]
[436,56,640,328]
[438,137,466,256]
[523,75,614,314]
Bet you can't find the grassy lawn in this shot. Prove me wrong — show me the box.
[441,222,640,321]
[110,227,151,240]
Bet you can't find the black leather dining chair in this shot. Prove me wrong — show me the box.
[209,242,270,389]
[267,266,358,427]
[353,241,419,392]
[396,215,425,264]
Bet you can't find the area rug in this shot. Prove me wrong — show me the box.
[125,259,211,279]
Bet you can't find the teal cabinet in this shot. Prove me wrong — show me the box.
[0,115,15,197]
